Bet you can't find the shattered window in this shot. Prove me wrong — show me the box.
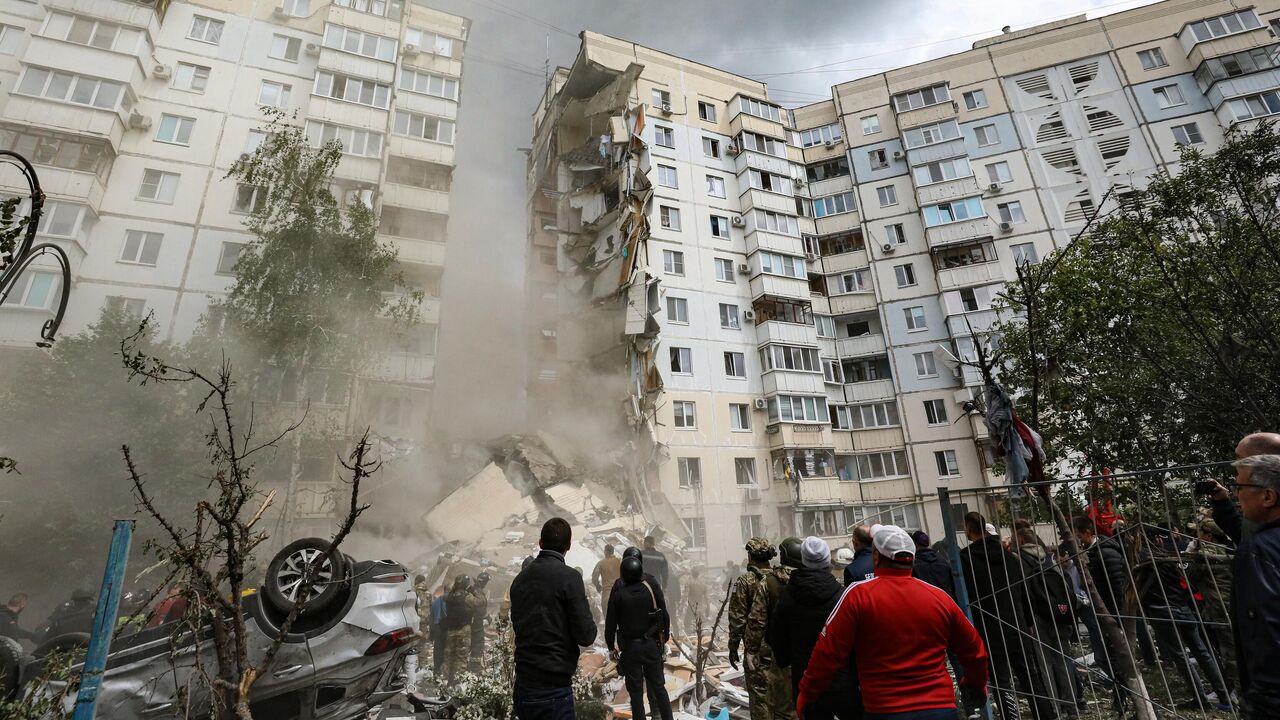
[677,457,701,488]
[934,449,960,476]
[659,205,681,230]
[669,346,693,374]
[705,175,726,198]
[702,136,720,158]
[709,215,730,238]
[740,515,763,543]
[735,458,758,485]
[724,352,746,378]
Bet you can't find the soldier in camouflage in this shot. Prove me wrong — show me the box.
[744,537,802,720]
[443,574,479,684]
[467,571,491,673]
[728,536,777,720]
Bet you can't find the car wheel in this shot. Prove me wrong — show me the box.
[264,537,349,618]
[0,636,22,701]
[32,632,90,660]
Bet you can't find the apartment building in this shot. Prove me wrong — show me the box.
[530,0,1280,565]
[0,0,466,523]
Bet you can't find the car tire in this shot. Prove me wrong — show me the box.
[0,636,22,701]
[32,632,90,660]
[264,537,348,619]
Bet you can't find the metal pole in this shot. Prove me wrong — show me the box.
[71,520,133,720]
[938,487,993,720]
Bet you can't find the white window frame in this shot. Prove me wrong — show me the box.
[885,223,906,245]
[281,0,311,17]
[1011,242,1039,266]
[735,457,758,486]
[1154,84,1186,108]
[876,185,898,207]
[258,80,292,108]
[11,271,60,309]
[904,305,927,330]
[188,15,224,45]
[269,34,302,61]
[155,114,195,146]
[914,351,938,378]
[861,114,880,135]
[698,101,717,122]
[393,110,455,145]
[934,449,961,477]
[669,346,693,375]
[654,125,675,149]
[217,241,244,275]
[730,403,751,431]
[710,215,731,239]
[706,174,726,198]
[173,62,210,93]
[893,83,950,112]
[963,89,988,110]
[1172,122,1203,146]
[997,201,1026,224]
[660,205,681,230]
[119,229,162,266]
[666,296,689,324]
[677,457,701,488]
[1138,47,1168,71]
[306,121,384,158]
[397,68,459,100]
[0,23,22,55]
[895,264,918,289]
[322,22,397,62]
[662,249,684,276]
[714,257,734,282]
[725,352,747,379]
[985,161,1013,184]
[974,124,1000,147]
[924,399,948,426]
[673,401,697,429]
[137,169,179,204]
[16,67,130,112]
[232,183,266,214]
[657,164,678,188]
[719,303,741,330]
[313,72,388,109]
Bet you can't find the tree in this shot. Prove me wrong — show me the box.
[997,122,1280,474]
[211,109,419,536]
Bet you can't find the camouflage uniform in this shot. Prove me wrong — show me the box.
[413,578,433,647]
[745,565,796,720]
[467,581,490,673]
[443,580,479,683]
[729,537,779,720]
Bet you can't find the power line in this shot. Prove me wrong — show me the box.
[458,0,577,39]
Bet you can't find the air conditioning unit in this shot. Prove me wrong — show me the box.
[988,182,1002,192]
[737,263,751,276]
[128,112,152,130]
[753,397,769,410]
[881,242,895,254]
[824,139,836,148]
[805,252,819,262]
[152,63,171,80]
[731,215,745,227]
[743,309,757,322]
[659,102,673,115]
[892,150,905,160]
[726,143,741,156]
[272,6,289,19]
[999,221,1013,232]
[402,44,419,56]
[304,42,320,56]
[744,487,762,501]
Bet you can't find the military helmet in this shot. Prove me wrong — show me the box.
[476,571,492,586]
[620,556,644,584]
[451,574,472,592]
[744,536,776,562]
[778,537,804,568]
[622,546,644,560]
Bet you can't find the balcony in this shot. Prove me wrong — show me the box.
[745,228,805,257]
[836,333,886,358]
[762,370,825,395]
[1207,70,1280,111]
[844,378,895,403]
[369,352,436,385]
[327,5,403,39]
[335,155,383,185]
[926,218,994,249]
[732,147,792,177]
[382,182,450,215]
[828,292,876,315]
[317,48,396,85]
[385,235,446,268]
[794,476,858,506]
[821,249,869,275]
[739,187,795,215]
[25,36,146,88]
[7,166,106,212]
[755,320,818,346]
[895,101,958,130]
[307,96,388,133]
[419,296,441,324]
[916,176,982,206]
[401,48,464,79]
[936,261,1005,290]
[851,426,906,451]
[906,139,965,166]
[1,96,126,152]
[1183,26,1271,64]
[814,211,860,236]
[946,308,998,335]
[388,134,455,166]
[45,0,165,26]
[807,175,854,199]
[766,423,834,450]
[833,432,855,453]
[750,274,810,300]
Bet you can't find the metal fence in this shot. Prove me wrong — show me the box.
[935,462,1239,720]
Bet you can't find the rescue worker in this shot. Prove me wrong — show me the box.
[1186,519,1236,694]
[42,589,96,640]
[744,537,801,720]
[606,556,673,720]
[685,566,709,635]
[0,593,39,646]
[591,544,622,621]
[413,574,432,643]
[728,537,776,720]
[430,585,448,678]
[469,571,491,673]
[443,575,479,684]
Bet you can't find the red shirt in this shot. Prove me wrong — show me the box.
[797,565,988,715]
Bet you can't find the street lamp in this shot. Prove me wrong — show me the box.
[0,150,71,347]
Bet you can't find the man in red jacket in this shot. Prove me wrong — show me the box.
[797,524,989,720]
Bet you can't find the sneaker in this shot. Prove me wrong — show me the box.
[1204,691,1220,704]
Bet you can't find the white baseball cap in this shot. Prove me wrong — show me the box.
[870,524,916,561]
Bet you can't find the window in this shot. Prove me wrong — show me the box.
[924,399,948,425]
[687,517,707,548]
[728,403,751,431]
[257,80,292,108]
[10,271,59,309]
[963,89,988,110]
[397,69,459,100]
[1228,90,1280,121]
[393,111,455,144]
[1172,122,1203,146]
[269,34,302,61]
[119,230,162,265]
[1195,45,1280,87]
[934,449,961,477]
[761,345,821,373]
[16,68,130,111]
[173,63,210,93]
[1187,10,1262,43]
[1,129,112,177]
[663,249,684,275]
[974,124,1000,146]
[322,23,397,61]
[861,115,881,135]
[35,201,85,237]
[188,15,224,44]
[748,169,793,195]
[670,346,693,374]
[698,101,717,122]
[660,205,681,230]
[403,25,455,53]
[837,270,869,294]
[740,515,763,543]
[943,285,999,314]
[666,296,688,323]
[314,72,391,108]
[725,352,746,378]
[903,120,961,149]
[719,303,740,329]
[846,320,871,337]
[233,184,266,214]
[893,83,950,112]
[904,305,927,330]
[706,175,726,198]
[1153,84,1185,108]
[843,357,889,383]
[1138,47,1168,71]
[755,210,799,235]
[702,137,721,158]
[914,157,972,185]
[997,201,1026,224]
[652,88,671,108]
[767,395,831,423]
[799,123,842,148]
[674,401,697,428]
[657,164,678,188]
[753,296,812,325]
[876,185,898,207]
[710,215,730,238]
[936,240,996,269]
[914,351,938,378]
[760,251,806,279]
[813,192,857,218]
[740,131,787,157]
[855,451,910,481]
[985,161,1012,184]
[715,257,734,282]
[217,242,244,275]
[734,458,758,486]
[816,315,835,338]
[306,121,384,157]
[155,114,194,145]
[1011,242,1039,266]
[895,265,918,289]
[106,296,147,317]
[281,0,310,16]
[654,125,675,148]
[807,157,850,182]
[738,96,783,122]
[923,197,985,226]
[0,24,21,55]
[848,402,899,429]
[885,223,906,245]
[137,169,178,203]
[678,457,701,488]
[868,149,889,169]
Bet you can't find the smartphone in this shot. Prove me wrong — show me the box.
[1194,480,1216,496]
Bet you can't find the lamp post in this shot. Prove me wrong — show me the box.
[0,150,72,347]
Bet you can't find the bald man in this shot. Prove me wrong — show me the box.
[1237,432,1280,460]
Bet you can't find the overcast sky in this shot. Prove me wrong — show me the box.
[424,0,1162,438]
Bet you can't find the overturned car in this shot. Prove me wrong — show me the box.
[0,538,419,720]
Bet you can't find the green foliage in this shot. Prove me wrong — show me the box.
[997,122,1280,474]
[0,650,76,720]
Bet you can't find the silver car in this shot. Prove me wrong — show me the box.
[1,538,420,720]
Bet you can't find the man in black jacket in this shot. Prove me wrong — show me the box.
[961,513,1058,720]
[606,557,673,720]
[0,594,39,646]
[1071,516,1133,688]
[511,518,597,720]
[910,531,954,600]
[768,537,861,720]
[842,525,874,586]
[642,536,669,588]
